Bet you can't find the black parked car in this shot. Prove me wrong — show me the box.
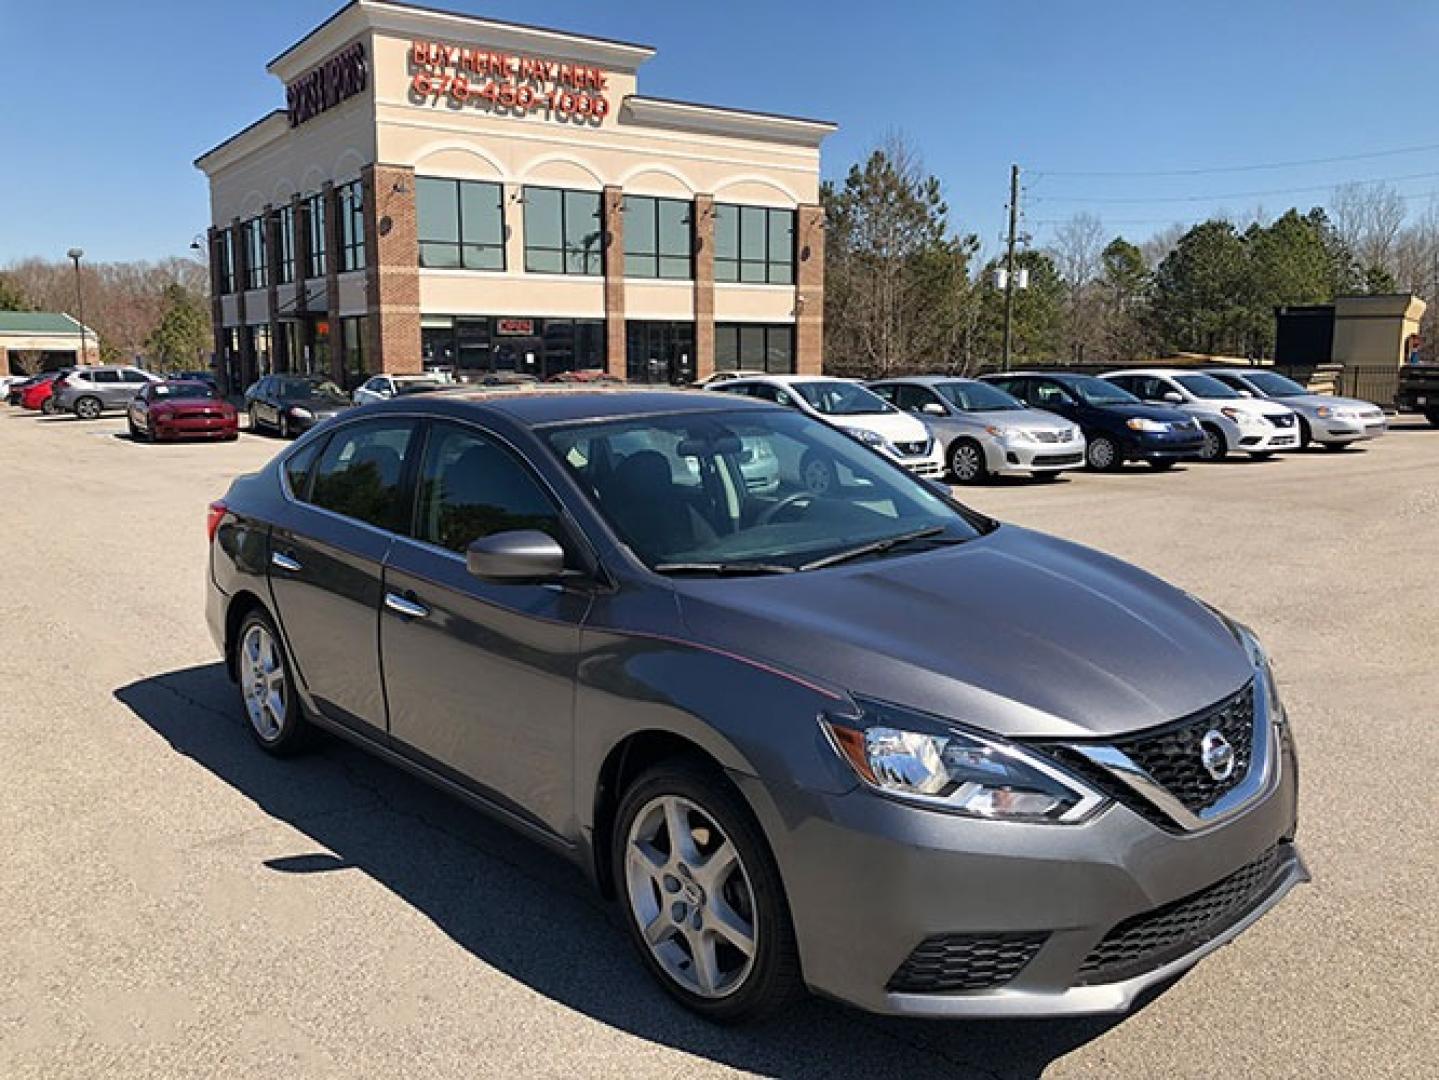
[245,374,352,438]
[982,371,1205,471]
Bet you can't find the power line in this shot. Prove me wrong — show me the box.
[1034,140,1439,178]
[1032,168,1439,206]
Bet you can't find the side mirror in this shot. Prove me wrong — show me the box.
[466,530,567,583]
[920,402,947,417]
[1162,391,1184,404]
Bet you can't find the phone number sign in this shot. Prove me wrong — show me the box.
[409,40,609,121]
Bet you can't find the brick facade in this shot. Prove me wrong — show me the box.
[795,203,825,376]
[362,163,423,375]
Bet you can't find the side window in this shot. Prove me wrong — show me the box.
[284,437,326,499]
[869,384,896,404]
[893,385,931,413]
[416,423,565,554]
[1033,380,1072,407]
[986,377,1022,401]
[122,370,150,384]
[92,370,121,385]
[1154,378,1181,400]
[747,384,779,403]
[308,420,417,532]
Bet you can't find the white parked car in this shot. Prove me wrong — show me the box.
[708,374,946,488]
[1202,368,1387,450]
[352,373,447,405]
[1100,369,1299,461]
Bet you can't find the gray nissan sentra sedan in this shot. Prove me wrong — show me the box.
[205,387,1306,1022]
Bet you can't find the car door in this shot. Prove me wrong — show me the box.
[380,420,590,838]
[118,369,151,407]
[129,385,151,430]
[268,417,420,736]
[88,369,120,406]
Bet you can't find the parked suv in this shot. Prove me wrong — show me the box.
[982,371,1204,471]
[1100,369,1299,461]
[53,365,159,419]
[207,389,1305,1022]
[868,375,1085,483]
[708,375,944,486]
[1202,368,1386,449]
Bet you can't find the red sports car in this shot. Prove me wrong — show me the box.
[127,380,238,442]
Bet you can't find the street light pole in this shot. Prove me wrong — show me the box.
[1001,165,1020,372]
[66,247,88,364]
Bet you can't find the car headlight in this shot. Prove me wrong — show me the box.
[1315,406,1331,418]
[1219,407,1245,422]
[842,427,890,451]
[288,406,313,420]
[1195,600,1286,722]
[1126,417,1167,433]
[821,702,1107,823]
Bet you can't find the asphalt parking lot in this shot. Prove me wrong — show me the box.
[1,406,1435,1079]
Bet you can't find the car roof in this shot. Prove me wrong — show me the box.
[991,370,1091,383]
[1101,368,1190,378]
[869,374,976,386]
[725,374,853,386]
[372,386,773,426]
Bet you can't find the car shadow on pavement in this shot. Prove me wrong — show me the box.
[115,664,1167,1079]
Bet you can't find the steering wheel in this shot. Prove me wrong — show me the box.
[757,491,816,526]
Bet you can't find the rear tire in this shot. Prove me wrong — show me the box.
[947,439,988,484]
[235,608,313,756]
[40,397,56,415]
[613,760,803,1024]
[1198,425,1227,462]
[74,396,102,421]
[1085,435,1121,471]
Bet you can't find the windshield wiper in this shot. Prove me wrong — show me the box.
[653,561,796,576]
[799,526,950,571]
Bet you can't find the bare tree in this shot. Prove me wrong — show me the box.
[1049,213,1106,362]
[1330,181,1406,278]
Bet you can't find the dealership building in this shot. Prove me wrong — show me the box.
[195,0,834,390]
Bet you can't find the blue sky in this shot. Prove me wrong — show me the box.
[4,0,1439,264]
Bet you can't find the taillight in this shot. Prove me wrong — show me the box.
[206,500,228,542]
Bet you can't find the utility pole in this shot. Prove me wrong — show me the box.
[1001,165,1020,371]
[66,248,88,364]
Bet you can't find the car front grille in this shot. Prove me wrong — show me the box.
[1032,429,1073,443]
[1267,413,1296,428]
[894,439,932,457]
[888,932,1049,993]
[1109,684,1255,815]
[1033,452,1084,466]
[1077,845,1283,984]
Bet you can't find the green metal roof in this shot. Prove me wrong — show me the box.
[0,311,86,334]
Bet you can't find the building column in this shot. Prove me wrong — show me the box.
[231,216,255,388]
[602,185,625,377]
[362,163,422,375]
[795,203,825,375]
[207,226,227,391]
[291,193,313,370]
[322,181,343,385]
[264,204,283,373]
[693,194,716,381]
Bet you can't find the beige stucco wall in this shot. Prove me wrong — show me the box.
[1331,294,1427,367]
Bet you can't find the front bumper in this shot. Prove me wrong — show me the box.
[988,439,1086,475]
[739,715,1302,1018]
[1313,416,1387,442]
[891,447,946,478]
[153,415,238,440]
[1236,424,1299,452]
[1125,431,1206,461]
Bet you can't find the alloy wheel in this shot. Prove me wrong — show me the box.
[76,397,101,420]
[239,622,287,743]
[1200,428,1224,461]
[624,795,758,999]
[949,442,983,483]
[1087,437,1116,470]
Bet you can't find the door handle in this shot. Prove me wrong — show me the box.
[270,551,302,572]
[384,592,430,619]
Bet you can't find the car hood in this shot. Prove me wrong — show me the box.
[820,410,930,443]
[1273,393,1378,412]
[1196,396,1292,418]
[673,526,1252,739]
[957,408,1080,434]
[286,397,351,413]
[1088,401,1194,424]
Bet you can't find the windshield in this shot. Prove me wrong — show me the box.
[1070,376,1139,405]
[792,381,895,416]
[1240,371,1306,397]
[935,381,1025,412]
[154,383,219,400]
[1174,374,1240,399]
[546,409,986,572]
[276,377,346,403]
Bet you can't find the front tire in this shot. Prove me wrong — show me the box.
[947,439,988,484]
[1297,417,1313,449]
[40,396,56,415]
[74,396,102,421]
[236,609,312,756]
[614,761,802,1023]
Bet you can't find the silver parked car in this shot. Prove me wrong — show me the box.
[1203,368,1387,450]
[207,388,1305,1022]
[869,376,1086,483]
[53,365,160,419]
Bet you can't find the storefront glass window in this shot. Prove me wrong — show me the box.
[714,205,795,285]
[243,218,268,290]
[417,177,506,270]
[623,196,692,279]
[217,230,236,294]
[276,205,295,285]
[338,181,365,272]
[524,187,602,275]
[340,315,368,387]
[423,315,605,379]
[714,323,794,374]
[626,321,695,384]
[304,193,327,279]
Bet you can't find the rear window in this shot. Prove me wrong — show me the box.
[153,383,219,400]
